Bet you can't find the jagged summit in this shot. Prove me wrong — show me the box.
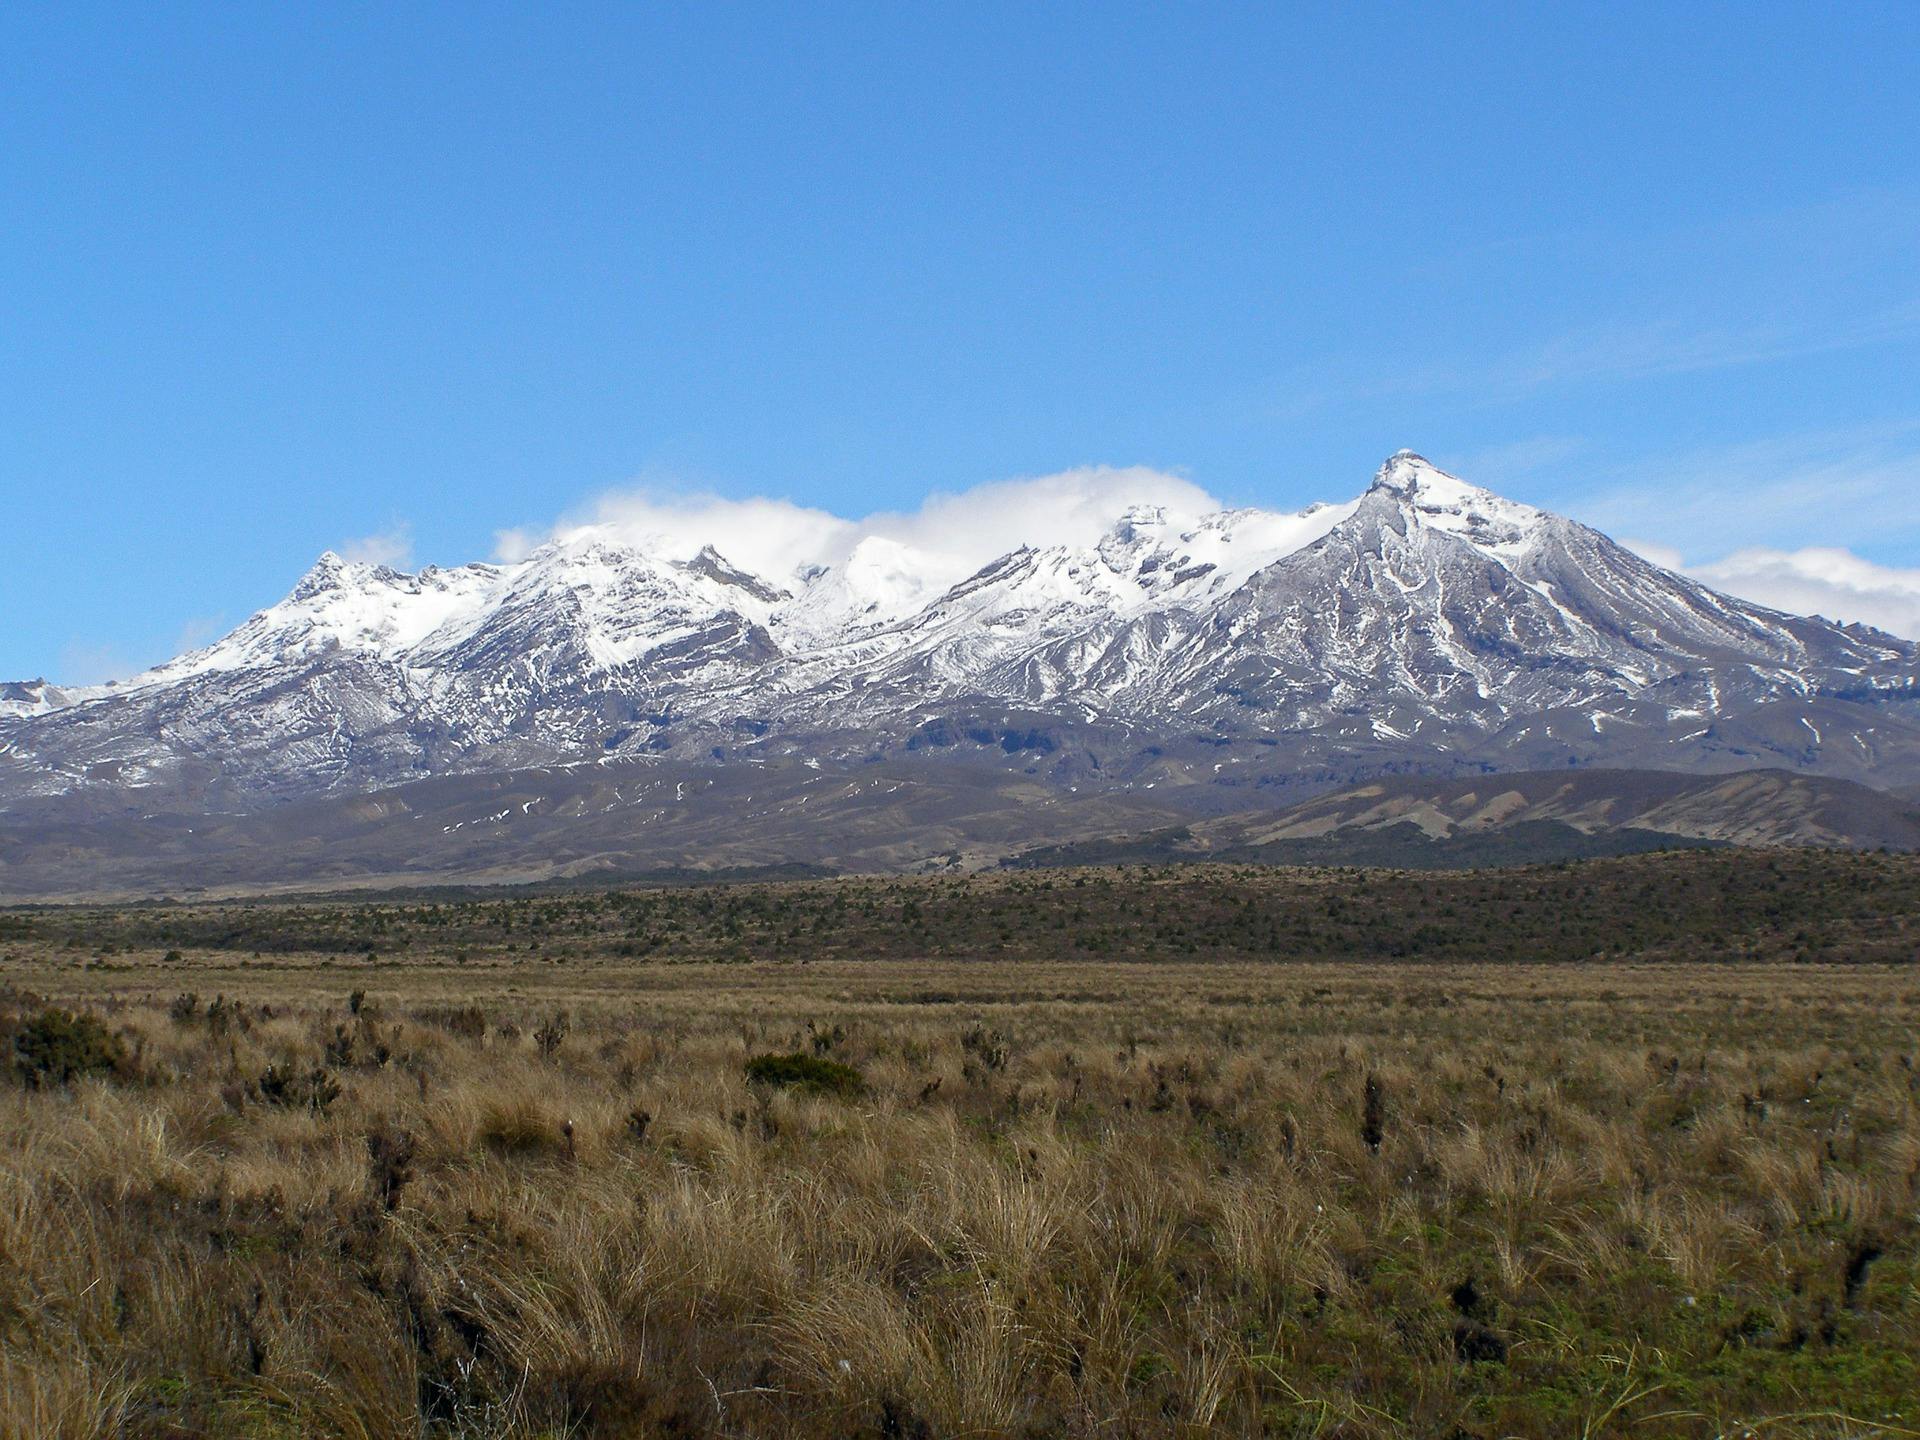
[289,549,353,599]
[1369,450,1505,507]
[1370,448,1436,485]
[1360,451,1550,557]
[4,454,1918,811]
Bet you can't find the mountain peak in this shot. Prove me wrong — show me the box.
[289,549,359,601]
[1360,450,1553,550]
[685,544,790,604]
[1368,450,1459,497]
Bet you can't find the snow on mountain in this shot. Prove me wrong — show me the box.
[6,452,1919,807]
[1367,448,1548,560]
[774,536,940,647]
[142,553,507,685]
[408,536,784,684]
[0,679,106,719]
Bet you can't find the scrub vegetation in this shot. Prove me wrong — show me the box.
[1,850,1917,1437]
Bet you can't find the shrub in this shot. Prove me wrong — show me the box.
[434,1005,488,1041]
[744,1051,867,1098]
[534,1011,571,1059]
[255,1063,342,1115]
[206,994,239,1037]
[12,1007,125,1088]
[960,1023,1010,1072]
[1362,1072,1386,1151]
[325,1024,357,1067]
[1453,1319,1509,1365]
[365,1126,415,1211]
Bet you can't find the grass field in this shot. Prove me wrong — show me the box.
[2,851,1918,1437]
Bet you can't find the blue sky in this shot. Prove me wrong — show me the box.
[5,3,1920,681]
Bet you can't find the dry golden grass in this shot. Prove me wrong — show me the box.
[1,864,1918,1437]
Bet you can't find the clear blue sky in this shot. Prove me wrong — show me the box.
[5,3,1920,680]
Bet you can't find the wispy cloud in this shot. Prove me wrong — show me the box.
[1329,305,1920,411]
[487,432,1920,649]
[1618,537,1686,571]
[54,641,144,688]
[1437,436,1588,488]
[338,524,415,569]
[1584,425,1920,640]
[1482,308,1920,395]
[54,613,229,685]
[1265,309,1920,420]
[1566,424,1920,557]
[1268,186,1920,417]
[496,465,1228,595]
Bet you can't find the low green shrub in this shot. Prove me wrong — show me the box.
[12,1007,126,1088]
[744,1050,866,1098]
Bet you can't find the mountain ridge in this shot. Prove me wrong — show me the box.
[4,452,1918,890]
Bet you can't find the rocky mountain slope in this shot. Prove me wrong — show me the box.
[4,452,1918,892]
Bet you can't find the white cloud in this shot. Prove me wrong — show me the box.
[539,492,854,579]
[1687,547,1920,640]
[490,453,1920,646]
[498,465,1224,593]
[867,466,1221,582]
[1600,439,1920,640]
[489,526,542,564]
[338,524,414,569]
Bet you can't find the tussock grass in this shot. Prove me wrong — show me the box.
[0,856,1918,1436]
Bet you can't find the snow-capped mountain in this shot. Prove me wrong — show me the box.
[5,453,1919,817]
